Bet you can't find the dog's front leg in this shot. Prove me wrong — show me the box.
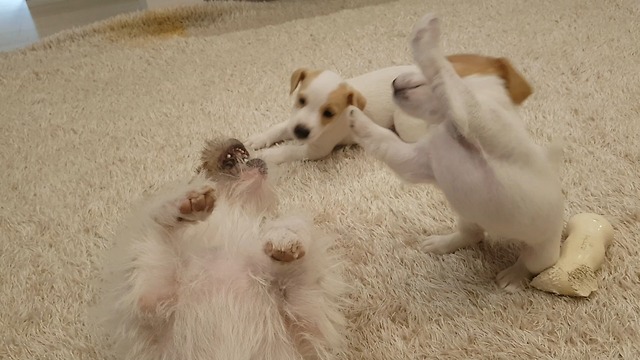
[348,106,434,183]
[258,141,335,164]
[131,178,217,314]
[246,121,292,151]
[405,14,484,140]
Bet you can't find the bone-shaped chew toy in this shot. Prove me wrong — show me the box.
[530,213,614,297]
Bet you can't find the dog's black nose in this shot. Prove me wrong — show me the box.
[293,125,310,139]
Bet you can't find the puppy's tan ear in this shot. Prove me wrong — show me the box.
[290,68,308,95]
[496,58,533,105]
[347,88,367,110]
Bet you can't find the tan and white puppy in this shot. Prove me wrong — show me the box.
[246,56,532,164]
[349,14,564,291]
[246,65,415,164]
[93,139,345,360]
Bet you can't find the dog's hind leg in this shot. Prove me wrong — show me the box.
[496,236,561,292]
[262,215,314,263]
[125,178,217,315]
[261,214,346,358]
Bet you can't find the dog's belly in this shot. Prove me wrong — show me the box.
[179,249,264,298]
[429,132,499,217]
[168,252,299,359]
[427,127,563,237]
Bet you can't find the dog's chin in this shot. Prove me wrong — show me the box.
[199,138,277,214]
[236,162,269,187]
[221,161,276,214]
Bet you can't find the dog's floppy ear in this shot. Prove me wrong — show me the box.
[347,88,367,110]
[496,58,533,105]
[290,68,308,95]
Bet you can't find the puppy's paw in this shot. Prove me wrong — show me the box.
[264,240,306,263]
[496,263,530,292]
[420,232,480,254]
[411,14,446,70]
[177,185,216,222]
[421,234,460,254]
[258,147,288,165]
[348,106,375,140]
[411,14,441,51]
[246,133,272,150]
[262,216,312,262]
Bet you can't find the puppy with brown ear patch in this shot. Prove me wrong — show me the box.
[246,55,532,164]
[92,138,346,360]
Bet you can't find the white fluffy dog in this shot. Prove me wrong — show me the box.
[348,14,564,291]
[93,138,345,360]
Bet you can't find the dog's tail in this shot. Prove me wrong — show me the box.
[546,138,564,172]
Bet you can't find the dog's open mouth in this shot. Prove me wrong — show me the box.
[220,139,250,172]
[198,138,268,180]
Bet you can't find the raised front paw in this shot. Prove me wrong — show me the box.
[177,185,216,222]
[246,133,272,150]
[410,13,441,60]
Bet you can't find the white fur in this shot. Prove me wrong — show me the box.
[92,170,346,359]
[348,14,564,292]
[246,65,420,164]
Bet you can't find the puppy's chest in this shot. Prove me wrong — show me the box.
[427,126,501,209]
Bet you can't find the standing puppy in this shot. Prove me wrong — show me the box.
[93,139,345,359]
[348,14,564,291]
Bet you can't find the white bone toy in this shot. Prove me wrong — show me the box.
[530,213,614,297]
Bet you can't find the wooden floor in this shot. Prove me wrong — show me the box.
[0,0,201,52]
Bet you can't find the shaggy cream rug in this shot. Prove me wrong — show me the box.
[1,0,639,358]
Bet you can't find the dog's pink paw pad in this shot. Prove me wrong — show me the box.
[178,186,216,220]
[264,241,306,263]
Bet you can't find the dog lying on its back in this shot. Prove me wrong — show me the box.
[93,139,345,360]
[349,14,564,291]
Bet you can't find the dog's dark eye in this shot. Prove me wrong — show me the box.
[298,97,306,106]
[323,109,334,118]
